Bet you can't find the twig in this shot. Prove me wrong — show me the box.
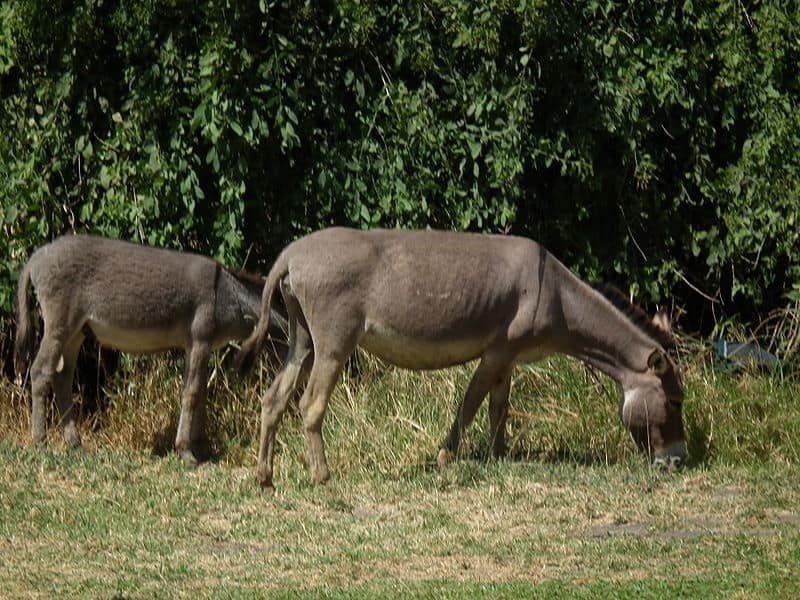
[617,204,648,261]
[738,0,756,31]
[674,269,721,304]
[616,27,635,43]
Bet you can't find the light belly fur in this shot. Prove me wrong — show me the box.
[87,319,185,353]
[359,319,489,370]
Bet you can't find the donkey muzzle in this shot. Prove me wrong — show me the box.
[652,441,686,471]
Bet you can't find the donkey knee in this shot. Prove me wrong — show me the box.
[301,398,328,432]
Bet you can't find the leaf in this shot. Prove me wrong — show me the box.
[469,141,481,160]
[5,204,17,224]
[99,166,111,189]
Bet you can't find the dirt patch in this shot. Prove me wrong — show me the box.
[766,509,800,526]
[713,485,746,498]
[588,522,651,538]
[365,553,537,585]
[587,518,791,541]
[205,540,276,556]
[350,501,403,522]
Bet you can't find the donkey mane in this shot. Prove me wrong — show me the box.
[227,268,267,291]
[592,283,675,351]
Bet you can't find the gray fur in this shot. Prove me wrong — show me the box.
[15,234,287,465]
[238,227,686,489]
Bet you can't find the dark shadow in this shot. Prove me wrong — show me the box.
[684,417,712,468]
[514,447,604,467]
[456,441,609,467]
[1,317,15,381]
[413,445,605,475]
[149,420,178,458]
[149,419,224,464]
[414,437,707,478]
[7,315,121,431]
[74,340,120,428]
[503,443,706,472]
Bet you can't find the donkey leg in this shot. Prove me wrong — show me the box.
[189,392,211,461]
[175,343,210,467]
[256,354,311,489]
[29,344,58,444]
[29,331,71,444]
[29,303,85,445]
[298,356,344,485]
[438,352,512,467]
[52,335,84,449]
[256,312,313,490]
[488,369,513,459]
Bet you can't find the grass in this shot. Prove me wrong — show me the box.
[1,335,799,598]
[1,443,798,598]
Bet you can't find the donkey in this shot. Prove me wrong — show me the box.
[15,234,288,466]
[237,227,686,489]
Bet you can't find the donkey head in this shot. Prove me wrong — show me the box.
[619,313,686,469]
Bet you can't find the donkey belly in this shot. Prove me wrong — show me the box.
[87,319,185,353]
[359,320,487,370]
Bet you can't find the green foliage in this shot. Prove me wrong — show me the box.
[1,0,799,323]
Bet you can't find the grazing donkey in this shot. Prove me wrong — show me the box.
[238,227,686,489]
[15,234,288,465]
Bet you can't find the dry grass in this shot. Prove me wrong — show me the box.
[1,328,799,598]
[3,251,799,598]
[2,327,799,475]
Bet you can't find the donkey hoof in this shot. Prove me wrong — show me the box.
[178,449,199,469]
[256,463,274,490]
[437,448,452,468]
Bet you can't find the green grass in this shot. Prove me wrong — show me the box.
[1,442,798,598]
[1,343,799,598]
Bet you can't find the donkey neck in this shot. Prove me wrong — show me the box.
[213,268,262,337]
[553,270,660,386]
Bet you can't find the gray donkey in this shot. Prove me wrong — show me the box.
[15,234,288,465]
[237,227,686,489]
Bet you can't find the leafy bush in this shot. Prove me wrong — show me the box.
[1,0,798,328]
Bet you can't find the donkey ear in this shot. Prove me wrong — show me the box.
[651,310,672,334]
[647,349,669,376]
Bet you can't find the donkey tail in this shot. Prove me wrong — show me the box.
[14,261,35,385]
[236,251,290,374]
